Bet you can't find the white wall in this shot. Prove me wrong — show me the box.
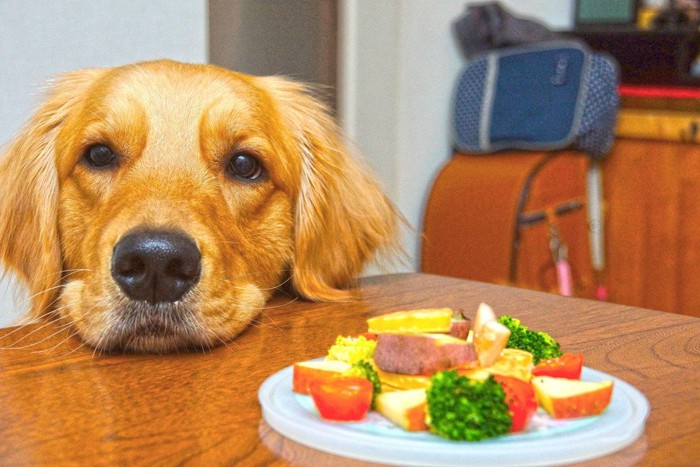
[339,0,575,273]
[0,0,208,147]
[0,0,574,324]
[0,0,208,327]
[209,0,337,94]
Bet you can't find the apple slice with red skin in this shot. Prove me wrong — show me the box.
[532,376,613,419]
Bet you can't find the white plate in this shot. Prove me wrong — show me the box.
[259,363,649,466]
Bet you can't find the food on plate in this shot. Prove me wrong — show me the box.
[367,308,453,333]
[293,360,351,395]
[374,389,428,431]
[532,376,613,419]
[473,303,511,367]
[373,333,477,375]
[493,374,537,432]
[343,360,382,408]
[294,356,382,407]
[497,315,562,364]
[309,376,374,421]
[290,303,615,439]
[326,335,377,364]
[532,353,584,380]
[426,371,512,441]
[375,367,432,391]
[490,348,534,381]
[448,315,472,339]
[472,302,496,335]
[459,348,533,382]
[358,332,378,341]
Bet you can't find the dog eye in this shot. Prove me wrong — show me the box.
[226,152,265,181]
[83,144,118,169]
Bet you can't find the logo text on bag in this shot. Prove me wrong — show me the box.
[551,55,569,86]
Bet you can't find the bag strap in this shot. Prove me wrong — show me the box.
[508,153,586,285]
[453,2,558,58]
[508,154,554,284]
[586,159,608,300]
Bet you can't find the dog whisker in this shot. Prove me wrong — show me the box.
[212,239,245,247]
[46,268,93,279]
[9,270,89,318]
[216,268,294,282]
[92,332,111,358]
[92,325,112,358]
[224,294,299,313]
[212,333,237,352]
[225,282,292,294]
[33,326,84,355]
[0,295,94,352]
[0,320,76,350]
[0,317,49,342]
[0,308,66,345]
[62,338,92,357]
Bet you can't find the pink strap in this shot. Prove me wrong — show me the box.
[556,259,573,296]
[596,284,609,301]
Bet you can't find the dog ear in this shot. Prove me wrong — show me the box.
[259,77,400,300]
[0,69,104,318]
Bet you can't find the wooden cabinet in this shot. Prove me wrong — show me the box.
[602,138,700,317]
[421,94,700,317]
[420,128,700,318]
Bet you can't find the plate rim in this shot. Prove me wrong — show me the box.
[259,362,649,466]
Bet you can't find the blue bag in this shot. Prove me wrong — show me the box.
[453,40,619,158]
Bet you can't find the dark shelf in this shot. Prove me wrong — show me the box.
[570,28,700,87]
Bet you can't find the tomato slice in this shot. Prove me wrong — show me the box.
[493,374,537,433]
[532,353,584,380]
[309,376,373,422]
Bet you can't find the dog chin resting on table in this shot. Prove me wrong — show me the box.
[0,60,399,353]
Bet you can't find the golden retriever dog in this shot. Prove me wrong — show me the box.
[0,60,398,353]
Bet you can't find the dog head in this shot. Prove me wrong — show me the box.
[0,60,398,352]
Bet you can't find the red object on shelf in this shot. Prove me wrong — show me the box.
[619,85,700,100]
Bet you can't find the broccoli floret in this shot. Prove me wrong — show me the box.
[497,315,562,364]
[426,371,511,441]
[326,335,376,364]
[343,360,382,408]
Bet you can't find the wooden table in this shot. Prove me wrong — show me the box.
[0,273,697,465]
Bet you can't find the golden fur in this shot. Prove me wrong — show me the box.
[0,60,398,352]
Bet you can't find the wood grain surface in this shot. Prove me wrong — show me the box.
[422,137,700,318]
[0,273,697,466]
[603,138,700,317]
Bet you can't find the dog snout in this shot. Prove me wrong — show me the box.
[111,230,201,304]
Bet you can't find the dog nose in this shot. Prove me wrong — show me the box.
[111,230,201,304]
